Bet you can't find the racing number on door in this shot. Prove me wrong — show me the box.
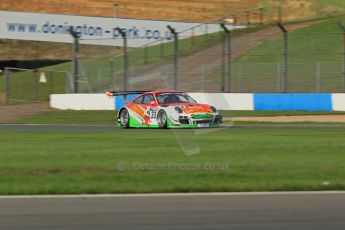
[147,108,157,120]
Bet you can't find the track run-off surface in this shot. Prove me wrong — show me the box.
[1,192,345,230]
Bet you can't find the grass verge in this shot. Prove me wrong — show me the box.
[0,128,344,195]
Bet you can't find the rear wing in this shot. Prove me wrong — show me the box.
[106,91,150,97]
[106,91,152,109]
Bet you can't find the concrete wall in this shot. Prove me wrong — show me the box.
[50,94,114,110]
[189,93,253,111]
[332,94,345,111]
[50,93,345,111]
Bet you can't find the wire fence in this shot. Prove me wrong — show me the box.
[4,4,345,105]
[74,30,345,94]
[2,68,70,105]
[71,4,283,94]
[72,6,345,94]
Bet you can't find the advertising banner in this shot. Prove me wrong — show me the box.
[0,11,243,47]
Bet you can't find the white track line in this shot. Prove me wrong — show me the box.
[1,191,345,199]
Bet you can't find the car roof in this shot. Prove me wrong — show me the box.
[131,90,185,102]
[144,90,184,95]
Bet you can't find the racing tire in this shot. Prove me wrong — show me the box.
[157,110,168,129]
[119,109,130,128]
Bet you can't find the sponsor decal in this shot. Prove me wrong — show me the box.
[184,107,212,114]
[129,104,145,119]
[191,114,214,119]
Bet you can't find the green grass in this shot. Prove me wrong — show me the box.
[238,17,345,63]
[5,109,345,125]
[0,129,344,195]
[321,0,345,9]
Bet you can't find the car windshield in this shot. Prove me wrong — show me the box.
[156,93,197,104]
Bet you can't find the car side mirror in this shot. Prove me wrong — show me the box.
[149,101,157,106]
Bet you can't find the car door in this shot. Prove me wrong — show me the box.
[142,94,158,124]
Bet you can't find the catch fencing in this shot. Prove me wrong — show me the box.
[5,4,345,104]
[72,4,283,93]
[75,25,345,94]
[2,67,70,105]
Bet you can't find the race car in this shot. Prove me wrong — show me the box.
[106,90,222,128]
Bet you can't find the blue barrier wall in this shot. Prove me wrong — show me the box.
[115,94,139,110]
[254,93,333,111]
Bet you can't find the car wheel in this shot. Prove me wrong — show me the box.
[157,110,168,129]
[119,109,130,128]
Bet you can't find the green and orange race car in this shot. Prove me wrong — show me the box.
[107,90,222,128]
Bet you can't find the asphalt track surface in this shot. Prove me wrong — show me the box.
[1,124,345,131]
[1,192,345,230]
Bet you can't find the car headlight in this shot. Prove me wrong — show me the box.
[210,106,217,113]
[175,107,183,113]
